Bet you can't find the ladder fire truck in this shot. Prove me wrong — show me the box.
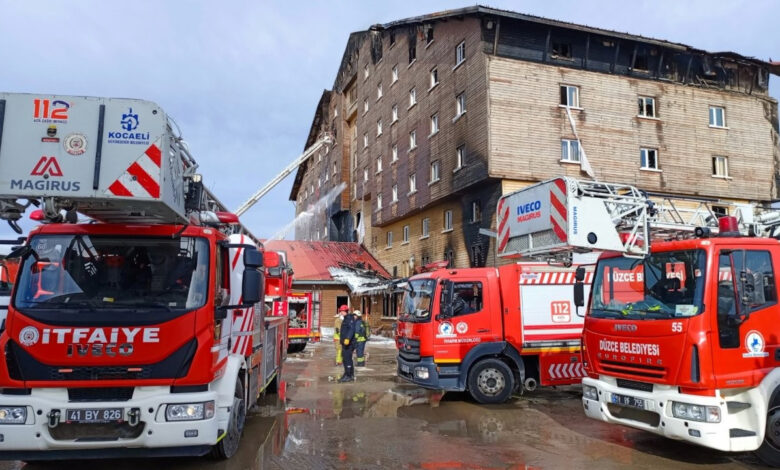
[501,176,780,466]
[0,92,287,460]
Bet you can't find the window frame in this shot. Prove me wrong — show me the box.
[455,93,466,117]
[403,225,410,243]
[377,119,383,137]
[560,139,581,163]
[422,218,430,238]
[455,40,466,67]
[409,130,417,150]
[408,173,417,194]
[392,104,399,123]
[392,184,398,203]
[392,144,398,162]
[638,96,657,118]
[392,65,399,84]
[712,155,729,178]
[443,209,453,231]
[430,113,439,135]
[386,231,393,248]
[560,85,580,108]
[409,87,417,108]
[471,200,482,223]
[377,82,383,101]
[640,147,659,170]
[430,160,440,183]
[709,106,727,128]
[429,67,439,89]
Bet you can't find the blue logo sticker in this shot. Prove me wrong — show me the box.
[121,108,139,131]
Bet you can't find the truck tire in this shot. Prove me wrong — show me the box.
[467,358,515,404]
[757,390,780,467]
[211,378,246,459]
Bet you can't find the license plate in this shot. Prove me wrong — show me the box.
[66,408,123,424]
[610,393,645,409]
[400,364,410,373]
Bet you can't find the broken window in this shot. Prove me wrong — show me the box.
[638,96,656,118]
[426,26,434,45]
[560,85,579,107]
[712,156,729,178]
[471,201,482,223]
[712,205,728,218]
[389,31,396,47]
[633,52,648,71]
[552,42,572,59]
[409,41,416,63]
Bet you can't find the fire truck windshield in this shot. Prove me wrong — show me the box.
[590,249,706,320]
[13,235,210,322]
[400,279,436,322]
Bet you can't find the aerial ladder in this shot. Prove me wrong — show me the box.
[234,133,333,217]
[497,176,780,264]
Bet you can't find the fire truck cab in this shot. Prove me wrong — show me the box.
[397,263,591,404]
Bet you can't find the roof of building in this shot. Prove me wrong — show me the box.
[263,240,391,282]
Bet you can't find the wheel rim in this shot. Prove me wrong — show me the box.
[477,367,506,396]
[766,406,780,450]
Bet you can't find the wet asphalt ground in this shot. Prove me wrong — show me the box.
[4,338,776,469]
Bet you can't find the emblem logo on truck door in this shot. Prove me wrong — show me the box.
[743,330,768,358]
[19,326,40,347]
[456,322,468,334]
[437,322,455,338]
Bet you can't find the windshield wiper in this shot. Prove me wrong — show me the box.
[128,302,173,312]
[27,300,97,311]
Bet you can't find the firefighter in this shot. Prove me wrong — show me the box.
[338,307,358,382]
[355,310,370,367]
[334,305,348,365]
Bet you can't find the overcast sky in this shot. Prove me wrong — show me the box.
[1,0,778,242]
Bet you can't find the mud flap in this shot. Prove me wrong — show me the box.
[538,351,584,386]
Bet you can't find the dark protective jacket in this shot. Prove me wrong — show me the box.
[340,313,357,346]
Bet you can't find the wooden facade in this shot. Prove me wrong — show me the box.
[290,6,779,292]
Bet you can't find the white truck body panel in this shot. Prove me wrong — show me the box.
[0,93,186,223]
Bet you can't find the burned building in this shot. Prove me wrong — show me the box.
[291,6,779,314]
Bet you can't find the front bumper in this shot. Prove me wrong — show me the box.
[397,356,462,391]
[0,386,227,459]
[582,376,762,452]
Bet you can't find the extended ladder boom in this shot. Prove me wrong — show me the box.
[234,134,332,217]
[497,177,780,263]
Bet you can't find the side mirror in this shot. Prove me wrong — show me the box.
[575,266,586,282]
[263,251,280,268]
[244,247,264,269]
[6,245,31,260]
[242,268,262,305]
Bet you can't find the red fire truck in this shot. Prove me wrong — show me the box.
[0,93,287,460]
[504,177,780,467]
[286,292,321,353]
[396,257,593,404]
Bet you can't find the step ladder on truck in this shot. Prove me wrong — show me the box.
[395,180,600,403]
[503,176,780,467]
[0,92,288,461]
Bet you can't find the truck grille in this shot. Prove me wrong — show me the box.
[68,387,134,402]
[5,339,197,382]
[616,379,654,393]
[398,337,421,362]
[600,359,666,380]
[49,422,145,441]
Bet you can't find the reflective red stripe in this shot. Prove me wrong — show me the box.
[145,144,162,167]
[108,180,132,197]
[127,162,160,198]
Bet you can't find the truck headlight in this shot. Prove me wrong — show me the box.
[414,367,429,380]
[0,407,27,424]
[671,401,720,423]
[582,385,598,401]
[165,401,215,422]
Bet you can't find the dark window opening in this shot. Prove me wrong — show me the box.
[634,54,649,71]
[712,206,728,218]
[445,250,454,268]
[426,27,434,44]
[389,31,396,46]
[409,43,416,63]
[552,42,572,59]
[470,245,483,268]
[393,266,398,277]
